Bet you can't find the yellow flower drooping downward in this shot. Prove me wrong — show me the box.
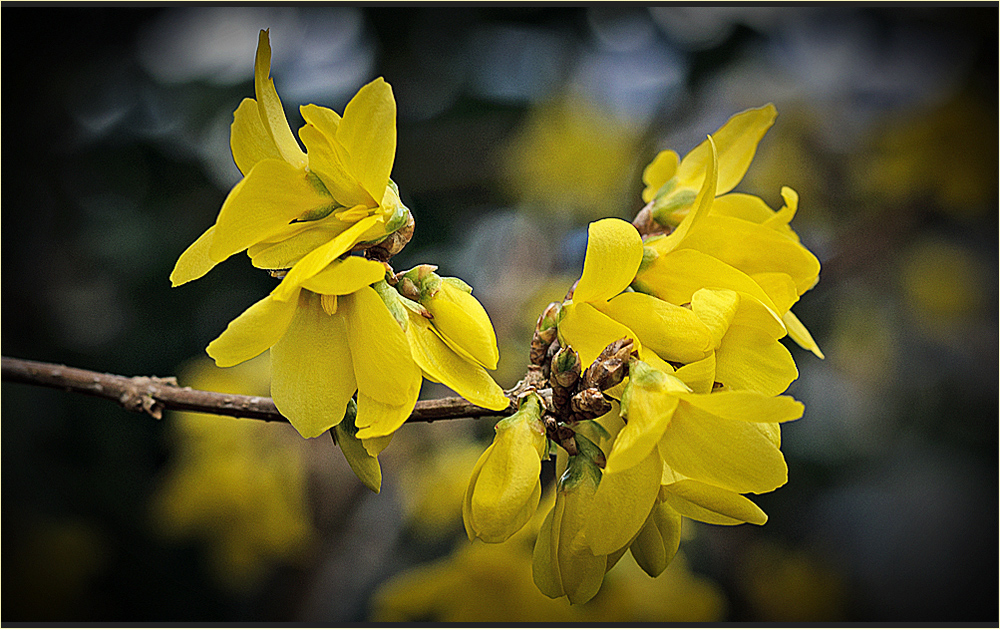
[464,393,547,543]
[205,256,421,445]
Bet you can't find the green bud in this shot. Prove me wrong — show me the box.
[650,189,697,227]
[652,176,678,201]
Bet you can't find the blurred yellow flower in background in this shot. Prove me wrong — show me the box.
[500,97,643,221]
[149,356,316,592]
[739,540,848,621]
[857,94,996,219]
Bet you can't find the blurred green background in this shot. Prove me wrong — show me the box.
[3,6,996,622]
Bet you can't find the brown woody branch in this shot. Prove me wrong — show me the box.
[1,356,519,425]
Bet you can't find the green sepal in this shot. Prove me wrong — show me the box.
[331,399,383,493]
[559,433,603,492]
[384,204,410,233]
[372,279,409,330]
[636,246,659,275]
[441,276,473,294]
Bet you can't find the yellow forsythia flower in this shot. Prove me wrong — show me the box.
[463,394,547,543]
[641,104,776,226]
[532,436,608,605]
[635,123,824,358]
[524,110,821,601]
[171,29,409,287]
[203,255,420,445]
[169,32,507,471]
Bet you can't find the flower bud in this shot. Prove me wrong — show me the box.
[463,395,547,543]
[530,302,561,366]
[569,388,612,422]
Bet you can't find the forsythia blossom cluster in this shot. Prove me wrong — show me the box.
[463,106,822,603]
[170,30,507,491]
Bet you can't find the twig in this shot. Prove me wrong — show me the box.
[1,356,519,425]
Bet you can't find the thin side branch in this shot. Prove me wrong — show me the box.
[1,356,518,425]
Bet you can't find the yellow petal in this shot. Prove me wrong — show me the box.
[715,324,798,395]
[641,149,680,203]
[583,446,662,555]
[272,215,383,300]
[247,219,351,270]
[675,215,821,296]
[711,192,777,224]
[463,442,495,541]
[689,288,740,349]
[206,289,300,368]
[171,225,217,287]
[557,481,606,605]
[676,104,776,195]
[270,291,357,438]
[573,218,644,304]
[596,292,713,364]
[607,363,687,474]
[658,400,789,494]
[406,313,509,410]
[636,248,780,314]
[749,272,799,316]
[354,387,420,440]
[557,302,643,369]
[425,282,500,370]
[662,479,768,525]
[784,309,825,358]
[336,77,397,202]
[230,97,282,176]
[298,109,375,208]
[340,286,421,408]
[681,389,804,424]
[673,354,717,394]
[764,186,801,235]
[362,433,393,457]
[656,136,719,254]
[731,290,787,338]
[254,30,306,168]
[300,256,387,295]
[299,102,341,136]
[210,159,331,263]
